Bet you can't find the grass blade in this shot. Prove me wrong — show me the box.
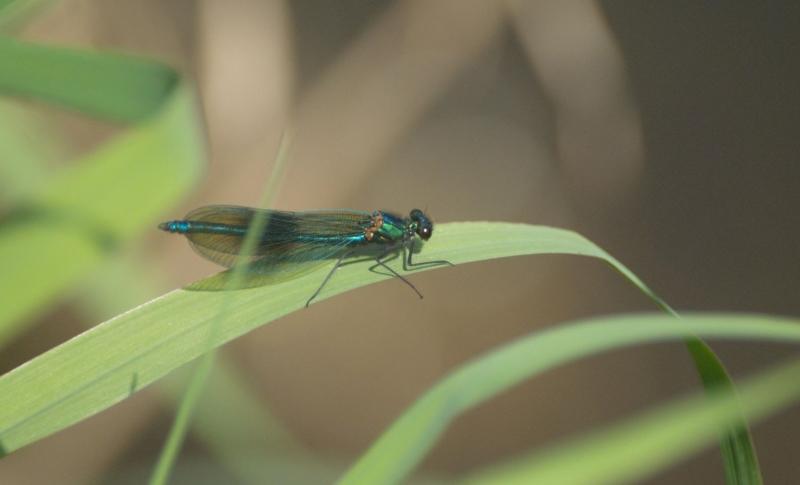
[465,355,800,484]
[0,223,767,457]
[339,313,800,484]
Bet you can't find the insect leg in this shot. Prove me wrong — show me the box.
[306,250,354,307]
[369,246,424,299]
[403,239,454,271]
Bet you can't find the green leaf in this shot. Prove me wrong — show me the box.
[0,38,204,343]
[0,0,55,32]
[339,313,800,484]
[0,224,757,454]
[0,37,177,122]
[0,98,63,204]
[464,355,800,485]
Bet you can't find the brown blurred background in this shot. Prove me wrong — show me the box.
[2,1,799,483]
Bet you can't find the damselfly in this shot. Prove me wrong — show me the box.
[159,206,452,306]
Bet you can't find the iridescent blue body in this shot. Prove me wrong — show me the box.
[159,205,449,306]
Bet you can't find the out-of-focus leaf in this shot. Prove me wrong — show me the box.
[340,313,799,484]
[0,0,55,32]
[465,355,800,485]
[0,38,204,343]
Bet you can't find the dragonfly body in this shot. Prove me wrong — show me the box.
[159,206,449,306]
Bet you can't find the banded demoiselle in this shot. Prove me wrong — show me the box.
[159,206,452,306]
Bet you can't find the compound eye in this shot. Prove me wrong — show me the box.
[418,224,433,240]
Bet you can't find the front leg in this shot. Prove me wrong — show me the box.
[403,238,454,272]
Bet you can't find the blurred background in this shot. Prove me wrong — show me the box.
[1,1,799,483]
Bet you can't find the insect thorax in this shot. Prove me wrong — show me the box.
[365,210,409,243]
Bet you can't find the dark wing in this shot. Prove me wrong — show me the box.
[182,205,372,271]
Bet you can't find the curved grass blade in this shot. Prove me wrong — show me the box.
[338,313,800,484]
[184,218,758,484]
[0,38,204,343]
[0,223,768,457]
[464,356,800,485]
